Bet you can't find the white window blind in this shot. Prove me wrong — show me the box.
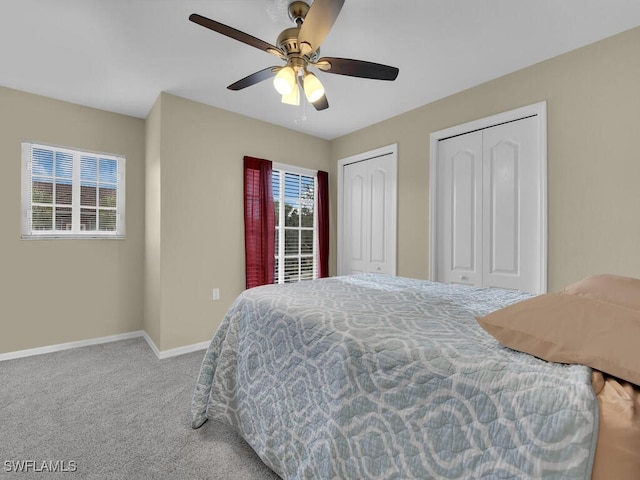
[272,164,318,284]
[21,142,125,239]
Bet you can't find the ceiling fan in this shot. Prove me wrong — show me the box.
[189,0,399,111]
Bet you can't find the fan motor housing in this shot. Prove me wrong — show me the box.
[277,27,319,62]
[277,27,301,55]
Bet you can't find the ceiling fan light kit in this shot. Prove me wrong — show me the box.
[189,0,399,112]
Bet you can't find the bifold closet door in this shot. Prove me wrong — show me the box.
[436,116,542,293]
[341,154,396,275]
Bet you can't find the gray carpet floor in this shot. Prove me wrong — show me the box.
[0,338,280,479]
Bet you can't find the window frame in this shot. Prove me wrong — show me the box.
[272,162,319,284]
[21,142,126,240]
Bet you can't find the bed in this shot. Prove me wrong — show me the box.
[191,273,640,479]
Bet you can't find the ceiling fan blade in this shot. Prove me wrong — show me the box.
[298,0,345,55]
[227,66,281,91]
[189,13,284,58]
[315,57,399,80]
[312,94,329,111]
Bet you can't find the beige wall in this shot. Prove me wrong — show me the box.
[330,26,640,291]
[147,93,330,350]
[144,96,162,347]
[0,86,145,354]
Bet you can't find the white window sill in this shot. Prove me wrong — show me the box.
[21,234,126,240]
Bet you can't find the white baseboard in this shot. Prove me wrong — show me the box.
[0,331,145,362]
[142,332,209,360]
[0,331,209,362]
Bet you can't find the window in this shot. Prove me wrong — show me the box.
[272,164,318,283]
[21,142,125,239]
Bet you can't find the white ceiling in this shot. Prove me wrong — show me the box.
[2,0,640,140]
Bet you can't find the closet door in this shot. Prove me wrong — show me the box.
[436,131,483,286]
[340,152,397,275]
[435,116,544,293]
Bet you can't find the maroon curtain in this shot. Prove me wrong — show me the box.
[317,170,330,278]
[244,156,275,289]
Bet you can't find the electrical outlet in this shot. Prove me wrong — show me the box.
[212,288,220,301]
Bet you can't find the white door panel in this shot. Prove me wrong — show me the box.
[369,159,393,273]
[437,131,482,286]
[483,117,539,292]
[344,164,366,274]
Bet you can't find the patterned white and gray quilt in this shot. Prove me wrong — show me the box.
[191,274,598,479]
